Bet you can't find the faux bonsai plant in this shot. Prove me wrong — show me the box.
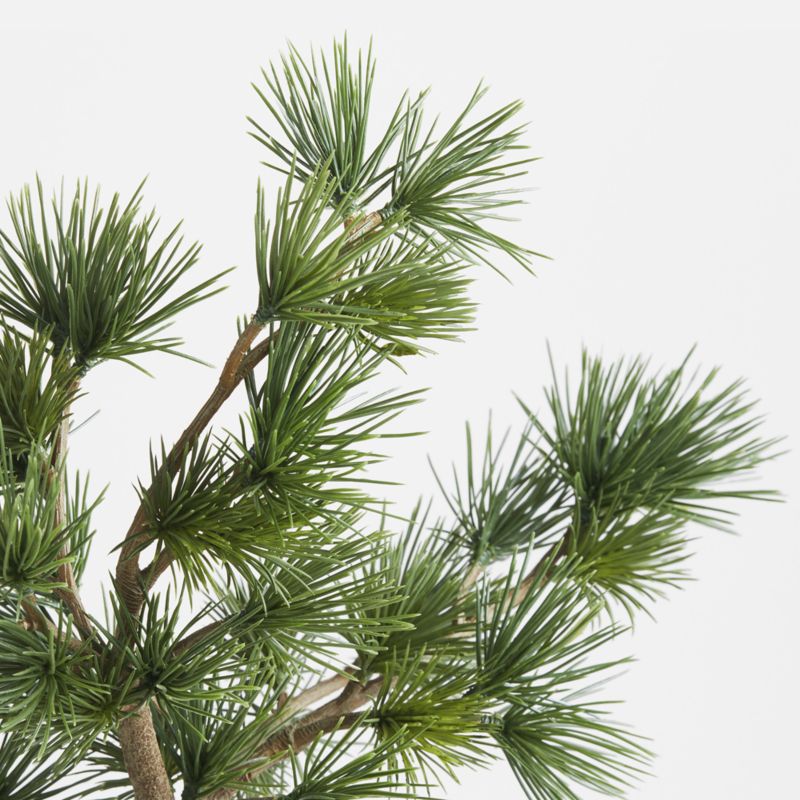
[0,38,777,800]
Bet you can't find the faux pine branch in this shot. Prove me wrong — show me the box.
[0,37,779,800]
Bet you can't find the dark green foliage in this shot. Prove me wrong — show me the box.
[436,423,569,566]
[250,37,423,206]
[566,504,692,619]
[357,506,472,673]
[0,178,226,371]
[253,169,474,349]
[0,732,83,800]
[279,722,424,800]
[251,38,537,271]
[389,84,536,269]
[253,167,397,325]
[155,688,286,799]
[122,590,262,721]
[474,554,623,701]
[0,441,95,593]
[236,322,421,525]
[137,436,287,590]
[0,35,779,800]
[64,471,102,587]
[0,326,81,457]
[335,235,475,351]
[0,614,105,747]
[525,350,777,525]
[213,533,410,673]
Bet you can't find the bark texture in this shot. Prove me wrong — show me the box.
[119,705,174,800]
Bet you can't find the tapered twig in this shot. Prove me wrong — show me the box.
[48,380,95,640]
[205,680,383,800]
[210,531,574,800]
[117,213,389,800]
[281,671,353,717]
[115,319,274,616]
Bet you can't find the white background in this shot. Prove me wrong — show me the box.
[1,2,798,798]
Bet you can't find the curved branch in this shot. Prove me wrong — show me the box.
[205,679,382,800]
[115,320,273,616]
[50,379,94,639]
[216,528,576,798]
[113,319,273,800]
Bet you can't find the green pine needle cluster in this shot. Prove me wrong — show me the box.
[0,35,779,800]
[0,179,227,373]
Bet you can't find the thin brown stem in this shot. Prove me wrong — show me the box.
[20,594,47,633]
[49,379,94,640]
[216,529,575,798]
[509,537,571,608]
[115,319,272,617]
[171,618,226,658]
[205,679,382,800]
[281,671,352,716]
[20,595,84,649]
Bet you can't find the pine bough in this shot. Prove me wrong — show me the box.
[0,37,779,800]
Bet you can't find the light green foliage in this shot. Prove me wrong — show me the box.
[0,326,81,458]
[0,441,95,593]
[279,723,425,800]
[0,35,778,800]
[372,652,492,781]
[0,614,106,747]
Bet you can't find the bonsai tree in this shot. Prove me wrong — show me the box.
[0,38,777,800]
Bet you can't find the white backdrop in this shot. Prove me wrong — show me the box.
[1,2,798,798]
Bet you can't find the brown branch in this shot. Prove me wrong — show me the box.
[171,618,227,659]
[205,679,383,800]
[119,704,174,800]
[113,318,275,800]
[20,594,47,633]
[48,379,95,640]
[53,577,93,639]
[20,595,84,650]
[281,671,352,716]
[115,319,273,616]
[120,204,384,616]
[136,325,280,597]
[213,530,575,799]
[344,210,383,242]
[113,206,388,800]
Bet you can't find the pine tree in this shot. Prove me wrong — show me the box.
[0,37,779,800]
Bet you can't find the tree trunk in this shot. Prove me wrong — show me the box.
[119,704,174,800]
